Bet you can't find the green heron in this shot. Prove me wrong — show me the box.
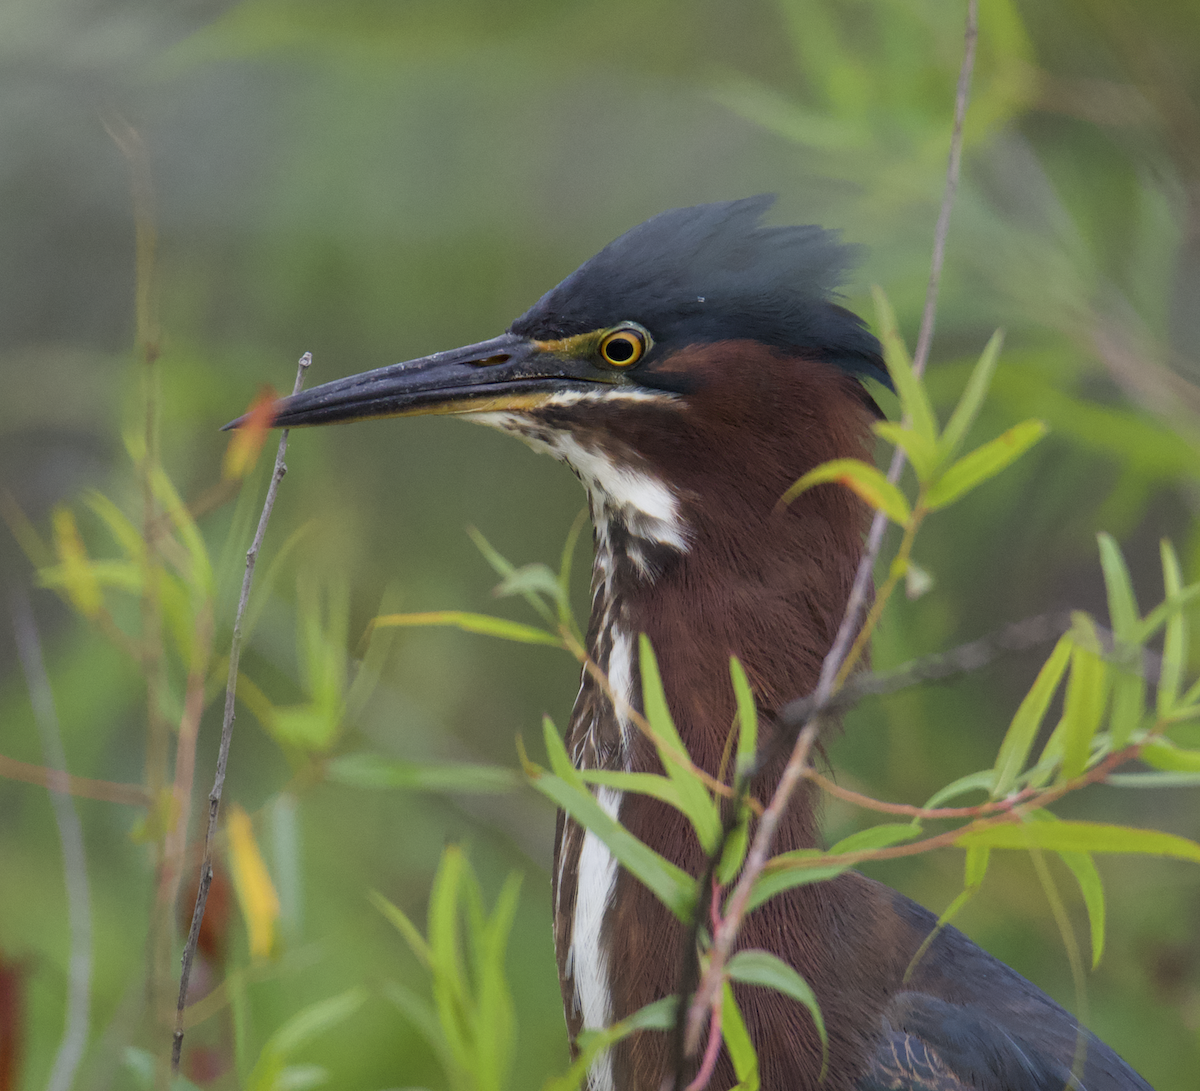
[252,197,1153,1090]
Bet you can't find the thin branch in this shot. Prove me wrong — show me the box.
[171,352,310,1073]
[676,0,980,1069]
[11,589,92,1091]
[0,754,150,806]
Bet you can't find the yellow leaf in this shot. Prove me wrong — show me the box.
[51,506,103,618]
[226,803,280,960]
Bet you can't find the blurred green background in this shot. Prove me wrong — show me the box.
[2,0,1200,1088]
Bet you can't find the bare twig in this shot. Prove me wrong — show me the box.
[676,1,980,1073]
[0,753,149,806]
[11,589,92,1091]
[171,352,310,1073]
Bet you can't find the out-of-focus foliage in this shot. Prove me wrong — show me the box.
[2,0,1199,1089]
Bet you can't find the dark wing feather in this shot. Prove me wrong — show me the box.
[857,992,1084,1091]
[854,890,1157,1091]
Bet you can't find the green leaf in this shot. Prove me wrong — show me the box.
[151,465,214,596]
[717,812,751,886]
[872,286,937,444]
[727,949,826,1064]
[1140,738,1200,773]
[1158,539,1187,717]
[544,997,677,1091]
[744,852,849,913]
[328,753,520,793]
[872,420,939,480]
[1059,635,1109,782]
[1014,811,1107,970]
[957,819,1200,863]
[640,636,722,853]
[937,329,1005,464]
[579,768,685,812]
[721,982,761,1091]
[254,989,367,1076]
[383,980,447,1063]
[370,890,431,968]
[557,507,588,640]
[1108,669,1146,749]
[1134,582,1200,644]
[1097,533,1140,644]
[964,845,991,888]
[828,823,922,854]
[924,419,1047,510]
[370,610,564,648]
[531,719,697,922]
[1107,771,1200,787]
[730,656,758,779]
[779,458,911,527]
[1058,851,1106,969]
[922,770,996,810]
[991,635,1072,798]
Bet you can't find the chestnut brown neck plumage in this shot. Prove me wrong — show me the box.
[550,345,888,1090]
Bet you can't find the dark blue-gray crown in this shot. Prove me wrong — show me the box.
[511,195,889,389]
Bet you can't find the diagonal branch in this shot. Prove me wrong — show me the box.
[171,352,310,1073]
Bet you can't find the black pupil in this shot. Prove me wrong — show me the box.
[606,336,636,363]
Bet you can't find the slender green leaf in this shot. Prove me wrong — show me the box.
[1097,533,1140,644]
[937,329,1005,463]
[580,768,684,812]
[328,753,520,793]
[557,507,588,640]
[151,465,214,595]
[925,419,1047,510]
[370,890,431,968]
[1109,669,1146,749]
[1132,582,1200,644]
[721,982,761,1091]
[544,998,677,1091]
[992,635,1072,798]
[640,636,722,852]
[1059,637,1109,782]
[427,848,470,1066]
[744,852,849,913]
[263,988,368,1060]
[872,420,939,480]
[1107,771,1200,787]
[964,845,990,888]
[728,949,826,1061]
[957,819,1200,862]
[1058,851,1106,969]
[84,489,145,560]
[1158,540,1187,716]
[922,770,998,810]
[872,286,937,444]
[779,458,911,527]
[532,719,696,922]
[730,656,758,779]
[828,824,922,854]
[1140,738,1200,773]
[383,980,448,1063]
[370,610,563,648]
[717,812,751,886]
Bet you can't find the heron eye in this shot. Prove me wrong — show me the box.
[599,326,647,368]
